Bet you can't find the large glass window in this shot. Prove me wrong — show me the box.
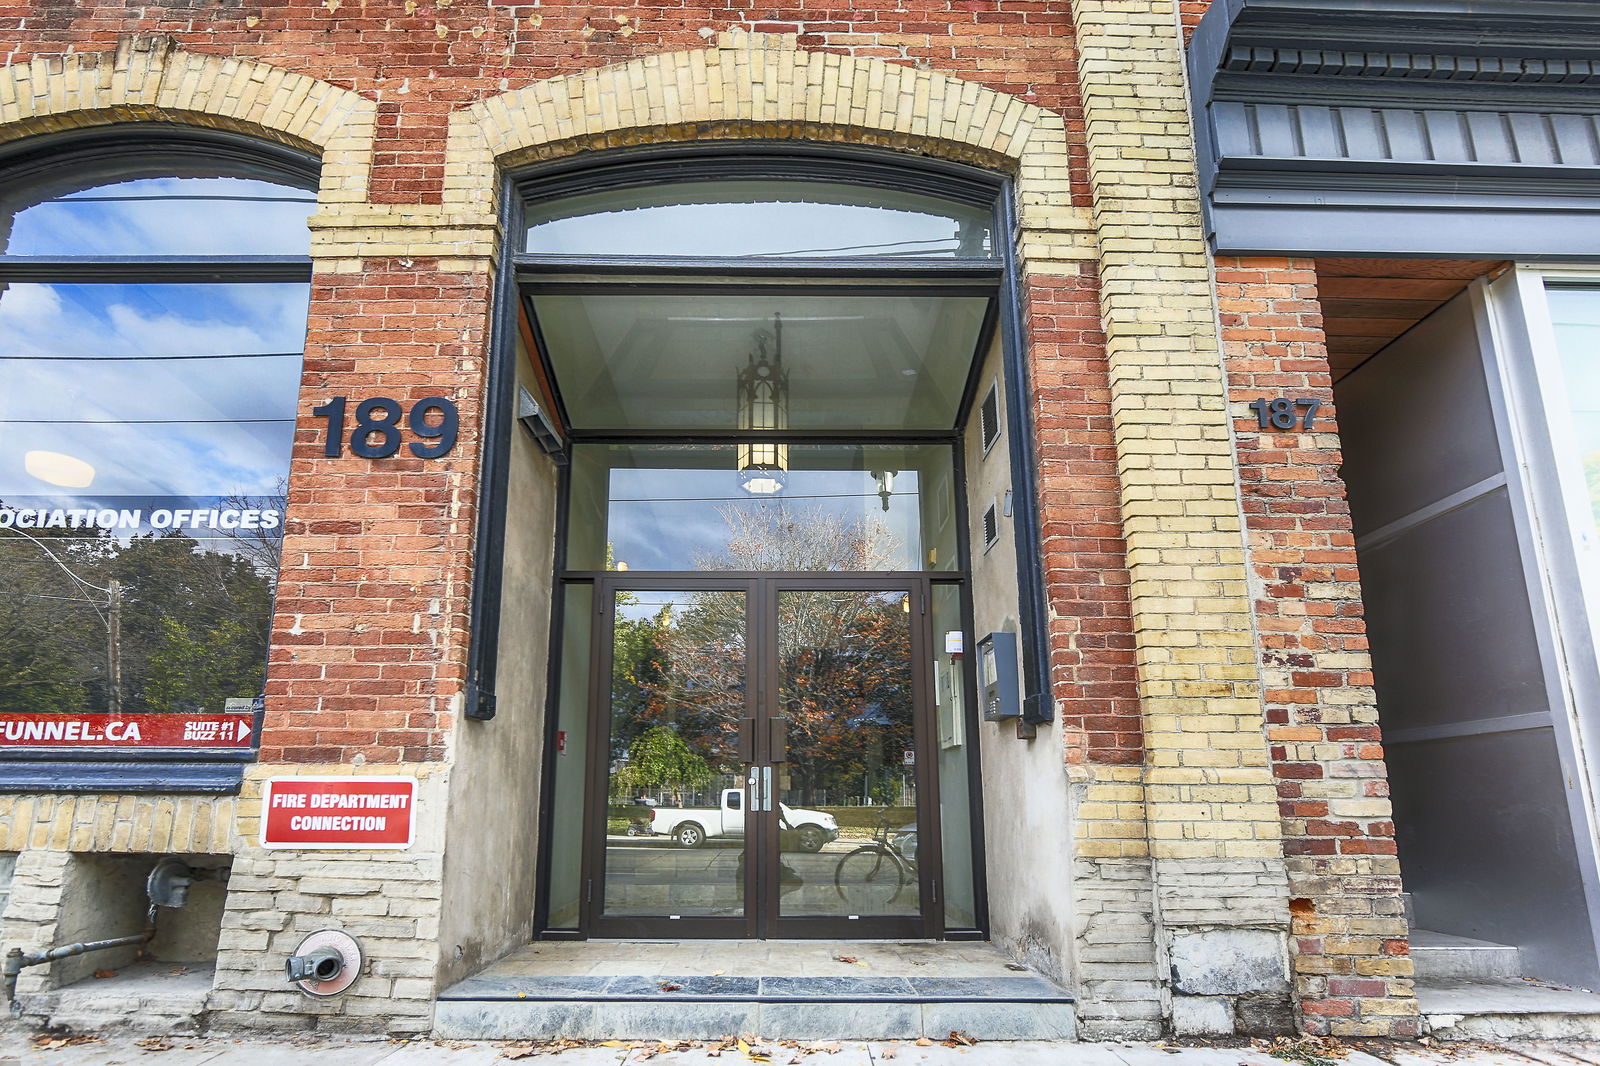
[0,144,313,725]
[567,443,959,573]
[1549,285,1600,529]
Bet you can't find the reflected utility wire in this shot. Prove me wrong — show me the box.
[0,418,294,424]
[609,491,907,503]
[0,351,302,362]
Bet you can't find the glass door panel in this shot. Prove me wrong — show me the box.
[774,588,922,921]
[597,587,749,928]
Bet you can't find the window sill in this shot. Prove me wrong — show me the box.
[0,749,252,794]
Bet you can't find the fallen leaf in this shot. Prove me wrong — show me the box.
[659,982,682,992]
[711,969,726,976]
[834,955,857,964]
[499,1050,537,1061]
[94,968,117,978]
[598,1040,628,1047]
[914,1038,934,1047]
[942,1032,977,1048]
[134,1037,173,1052]
[738,1038,771,1062]
[878,1049,898,1060]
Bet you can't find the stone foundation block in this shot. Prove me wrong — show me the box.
[1172,995,1234,1036]
[1170,930,1289,996]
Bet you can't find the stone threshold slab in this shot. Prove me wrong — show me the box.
[439,973,1072,1004]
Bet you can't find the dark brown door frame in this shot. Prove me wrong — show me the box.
[581,571,944,940]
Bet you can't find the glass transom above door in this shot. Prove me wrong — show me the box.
[529,291,989,432]
[523,180,995,258]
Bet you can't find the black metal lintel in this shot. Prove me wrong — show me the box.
[0,256,313,283]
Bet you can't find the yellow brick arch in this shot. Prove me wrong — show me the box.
[0,36,375,206]
[447,30,1092,271]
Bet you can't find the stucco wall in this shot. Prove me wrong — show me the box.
[436,335,559,989]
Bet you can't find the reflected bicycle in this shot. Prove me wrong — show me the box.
[833,811,916,905]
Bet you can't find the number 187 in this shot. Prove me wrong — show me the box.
[1248,397,1322,431]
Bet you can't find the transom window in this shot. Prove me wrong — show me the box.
[525,180,995,258]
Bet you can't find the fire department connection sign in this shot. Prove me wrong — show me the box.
[261,776,416,851]
[0,713,253,748]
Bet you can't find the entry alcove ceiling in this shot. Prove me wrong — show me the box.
[526,285,992,433]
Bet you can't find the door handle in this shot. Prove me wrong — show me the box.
[736,718,756,763]
[748,768,760,813]
[761,765,773,812]
[768,717,789,764]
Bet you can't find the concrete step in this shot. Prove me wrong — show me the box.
[435,973,1077,1042]
[1418,977,1600,1041]
[1411,929,1522,980]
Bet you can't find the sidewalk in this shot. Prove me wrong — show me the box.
[1,1033,1591,1066]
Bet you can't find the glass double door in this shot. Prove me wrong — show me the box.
[585,574,939,939]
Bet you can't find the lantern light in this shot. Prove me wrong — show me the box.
[736,313,789,496]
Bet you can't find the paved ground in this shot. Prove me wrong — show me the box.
[3,1033,1598,1066]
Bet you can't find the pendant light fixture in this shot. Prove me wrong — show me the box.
[736,313,789,495]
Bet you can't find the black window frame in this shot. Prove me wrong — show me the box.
[466,142,1055,942]
[0,125,318,794]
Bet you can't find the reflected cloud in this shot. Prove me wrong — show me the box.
[23,450,95,489]
[0,283,307,498]
[5,176,314,257]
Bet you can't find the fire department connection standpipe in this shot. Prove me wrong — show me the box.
[2,857,197,1010]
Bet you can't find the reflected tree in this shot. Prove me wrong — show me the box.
[0,497,279,716]
[609,506,914,807]
[0,519,107,713]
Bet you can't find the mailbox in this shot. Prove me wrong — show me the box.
[978,631,1020,721]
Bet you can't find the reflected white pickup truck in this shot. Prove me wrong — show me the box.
[649,788,839,852]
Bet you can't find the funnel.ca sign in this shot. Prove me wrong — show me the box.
[0,712,254,748]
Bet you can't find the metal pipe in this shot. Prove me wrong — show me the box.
[4,902,157,1010]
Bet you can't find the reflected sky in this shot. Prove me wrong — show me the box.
[605,468,924,572]
[569,445,955,573]
[3,176,315,257]
[0,282,308,497]
[1551,287,1600,522]
[525,181,994,258]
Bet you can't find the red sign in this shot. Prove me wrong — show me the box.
[261,777,416,851]
[0,713,253,749]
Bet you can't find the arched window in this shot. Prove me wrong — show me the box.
[524,180,995,258]
[0,131,315,780]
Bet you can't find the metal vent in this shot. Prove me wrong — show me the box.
[982,501,999,551]
[979,383,1000,455]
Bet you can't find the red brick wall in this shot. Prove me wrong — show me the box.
[1218,256,1417,1037]
[1028,267,1143,765]
[0,1,1093,207]
[262,262,489,763]
[0,1,1112,762]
